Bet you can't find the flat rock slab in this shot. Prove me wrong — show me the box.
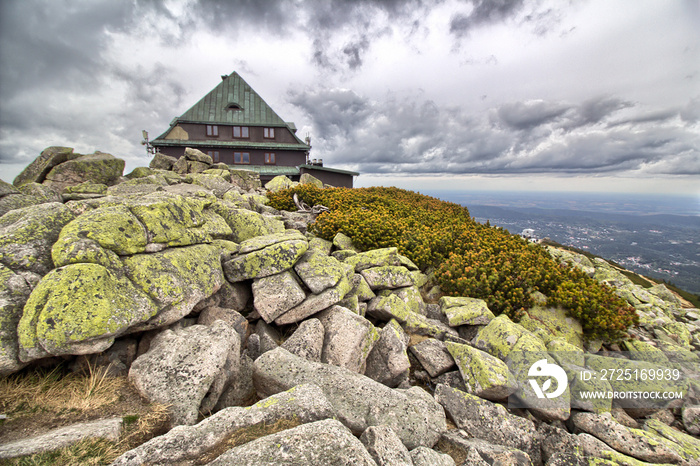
[0,417,122,459]
[254,347,446,450]
[409,338,455,378]
[113,383,335,465]
[208,419,376,465]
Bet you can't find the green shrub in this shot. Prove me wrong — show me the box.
[268,186,638,341]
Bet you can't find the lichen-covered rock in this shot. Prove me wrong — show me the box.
[229,169,261,191]
[378,285,425,315]
[122,244,224,328]
[294,249,346,294]
[317,305,380,373]
[252,270,307,323]
[129,321,237,427]
[332,231,359,252]
[681,405,700,435]
[185,173,232,198]
[18,263,158,362]
[446,341,517,400]
[0,202,77,275]
[361,265,414,290]
[126,192,221,247]
[365,319,411,387]
[265,175,296,192]
[274,273,353,325]
[43,152,125,191]
[254,347,447,449]
[368,294,455,339]
[299,172,324,188]
[360,425,413,466]
[409,338,455,378]
[473,314,545,361]
[344,246,402,271]
[223,238,308,282]
[519,304,585,348]
[585,354,689,411]
[112,383,336,465]
[439,296,495,327]
[434,384,541,464]
[571,412,683,464]
[0,264,31,375]
[149,152,178,170]
[52,204,148,268]
[280,318,325,362]
[13,146,76,187]
[209,418,376,466]
[643,418,700,463]
[212,203,285,243]
[184,147,213,164]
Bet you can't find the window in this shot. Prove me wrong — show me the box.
[207,151,220,163]
[226,103,242,111]
[234,152,250,164]
[233,126,249,138]
[265,152,276,164]
[206,125,219,137]
[263,127,275,139]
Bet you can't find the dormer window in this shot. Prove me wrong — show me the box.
[206,125,219,137]
[263,127,275,139]
[226,102,243,111]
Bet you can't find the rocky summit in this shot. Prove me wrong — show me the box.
[0,146,699,465]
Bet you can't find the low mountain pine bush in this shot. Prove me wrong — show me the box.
[268,186,638,341]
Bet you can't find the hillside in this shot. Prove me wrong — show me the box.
[0,147,699,464]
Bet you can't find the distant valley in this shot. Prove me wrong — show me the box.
[426,190,700,295]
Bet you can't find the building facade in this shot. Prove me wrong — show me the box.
[150,72,357,187]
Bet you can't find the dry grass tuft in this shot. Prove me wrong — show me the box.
[195,417,303,464]
[0,361,125,417]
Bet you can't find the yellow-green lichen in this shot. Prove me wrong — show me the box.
[17,263,158,359]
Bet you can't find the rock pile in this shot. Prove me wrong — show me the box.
[0,147,699,464]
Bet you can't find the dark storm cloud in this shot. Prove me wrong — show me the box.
[450,0,526,37]
[289,87,700,176]
[496,100,571,130]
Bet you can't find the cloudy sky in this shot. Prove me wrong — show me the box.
[1,0,698,196]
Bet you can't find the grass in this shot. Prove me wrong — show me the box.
[0,361,170,465]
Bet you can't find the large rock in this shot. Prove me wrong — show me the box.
[149,152,178,170]
[344,247,403,271]
[274,273,353,325]
[571,412,683,464]
[112,384,335,465]
[13,146,76,187]
[409,338,455,378]
[17,262,158,362]
[252,270,307,323]
[294,249,347,294]
[280,318,325,362]
[434,384,541,464]
[446,341,517,400]
[518,304,584,348]
[438,430,533,466]
[368,294,454,339]
[365,319,411,387]
[360,425,413,466]
[439,296,495,326]
[0,264,31,374]
[361,265,414,290]
[0,417,123,459]
[43,151,125,190]
[223,234,308,282]
[254,347,447,449]
[317,305,380,373]
[410,446,457,466]
[211,205,284,244]
[122,244,225,329]
[208,419,376,465]
[51,204,148,268]
[0,202,76,275]
[265,175,295,192]
[472,314,546,360]
[129,321,238,427]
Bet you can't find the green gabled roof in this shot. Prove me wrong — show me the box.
[177,72,287,126]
